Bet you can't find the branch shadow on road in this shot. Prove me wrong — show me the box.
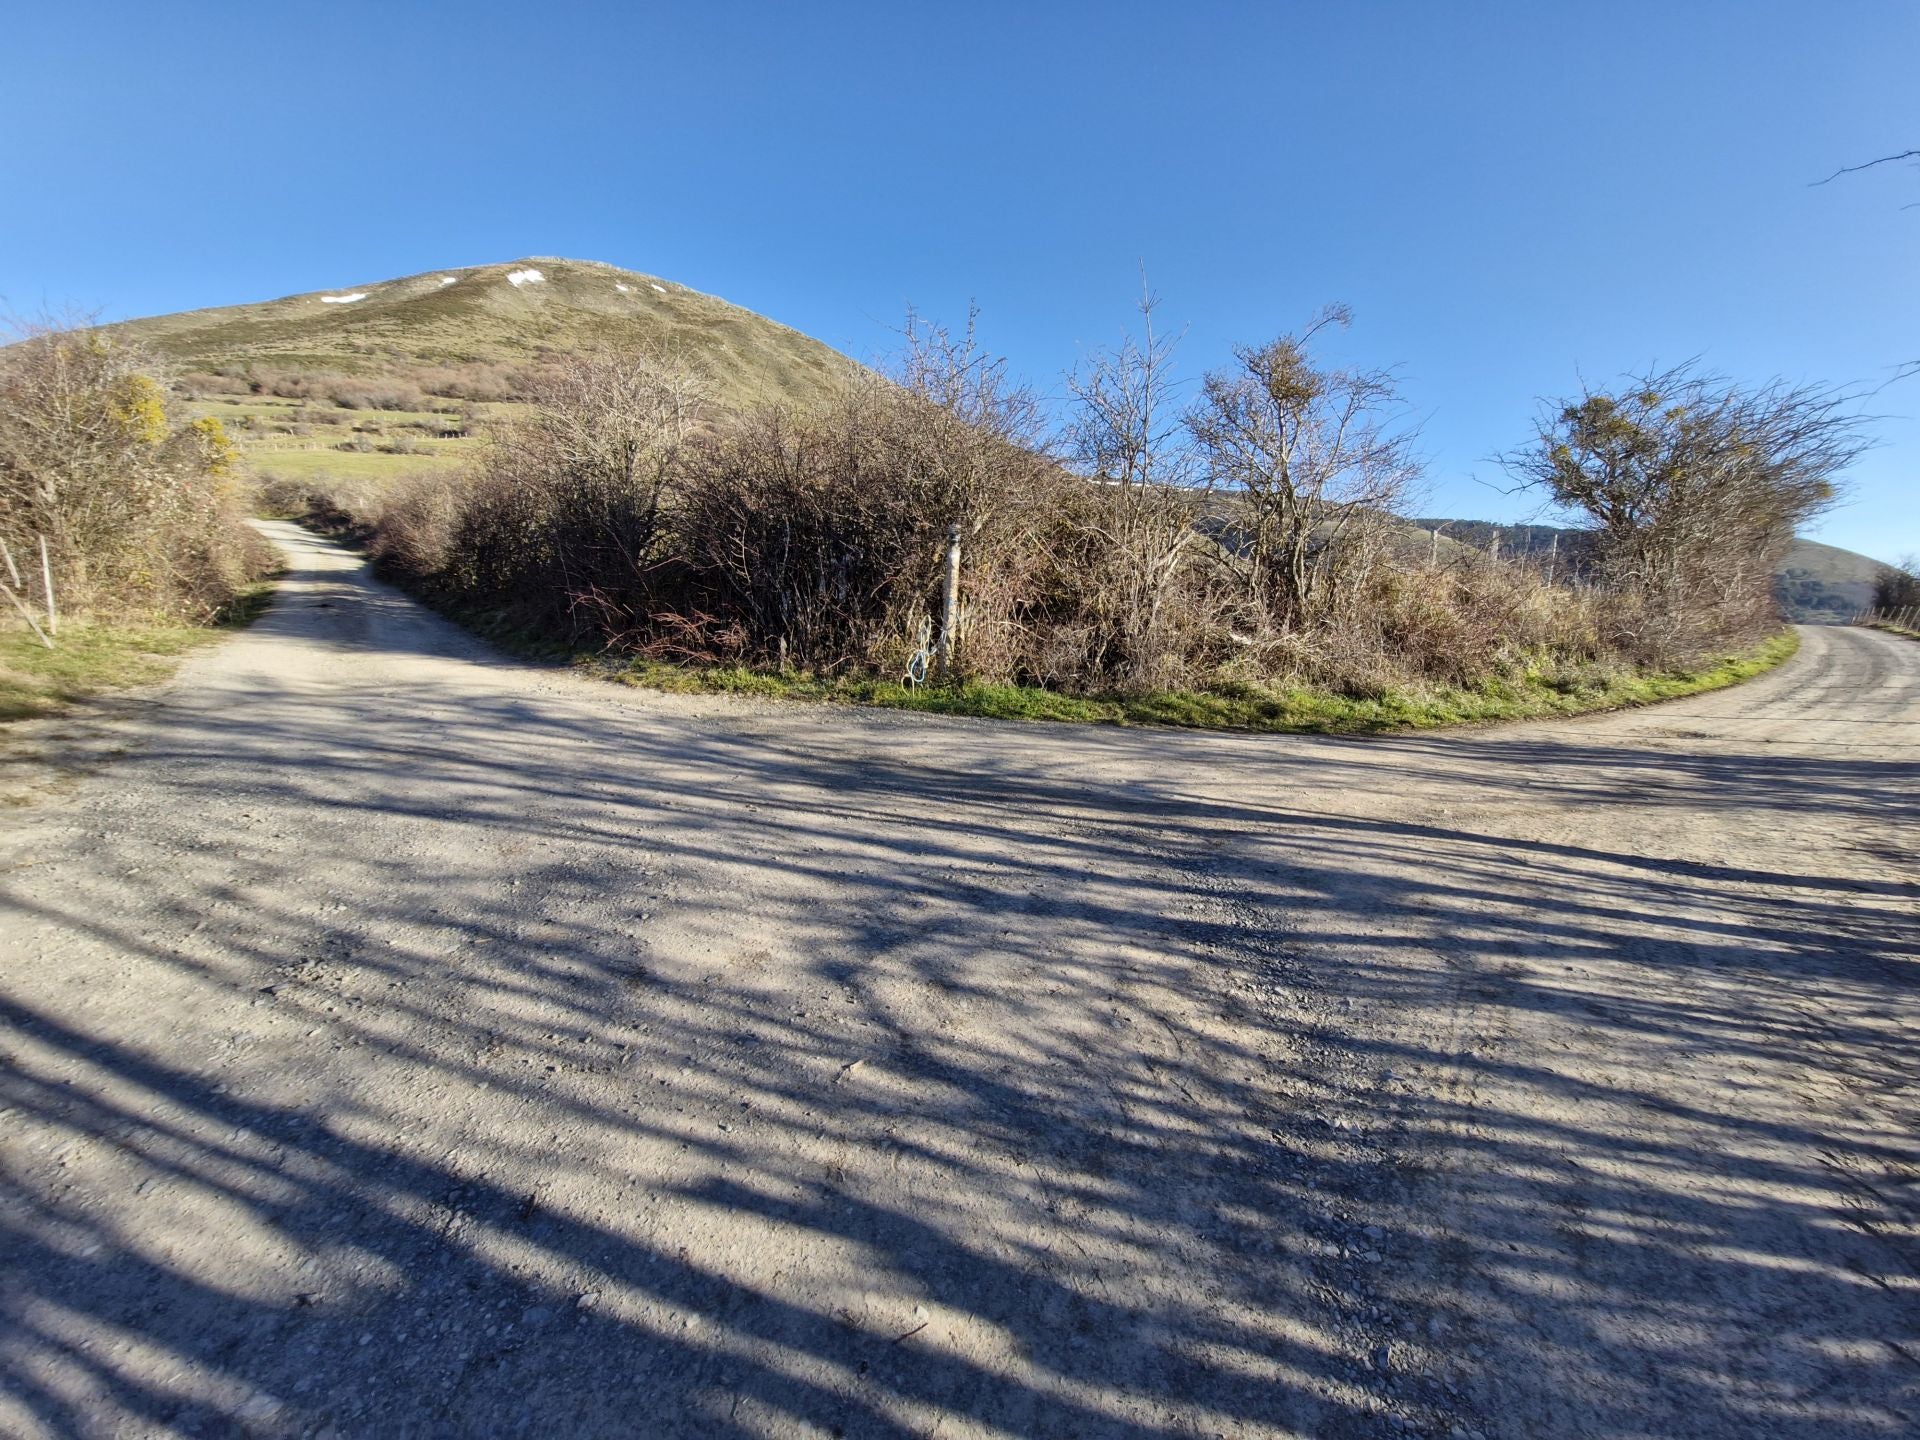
[3,655,1916,1438]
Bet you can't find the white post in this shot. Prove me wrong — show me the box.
[3,585,54,649]
[934,523,961,681]
[37,536,57,637]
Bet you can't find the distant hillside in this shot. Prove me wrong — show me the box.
[1775,538,1884,622]
[1413,519,1887,623]
[109,258,860,415]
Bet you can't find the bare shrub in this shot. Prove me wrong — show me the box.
[339,307,1836,705]
[1189,306,1422,636]
[1503,364,1864,661]
[176,371,251,400]
[663,316,1067,678]
[252,473,314,519]
[366,472,466,578]
[1057,293,1217,688]
[0,323,269,621]
[406,350,711,642]
[333,383,425,412]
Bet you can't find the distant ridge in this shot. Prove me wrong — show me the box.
[107,258,861,414]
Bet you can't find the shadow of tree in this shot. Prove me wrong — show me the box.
[2,569,1916,1438]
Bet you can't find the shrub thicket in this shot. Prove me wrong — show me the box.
[1872,558,1920,616]
[1,326,272,622]
[283,314,1853,700]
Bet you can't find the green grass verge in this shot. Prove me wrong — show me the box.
[245,445,476,480]
[585,630,1802,736]
[0,583,275,724]
[1862,621,1919,641]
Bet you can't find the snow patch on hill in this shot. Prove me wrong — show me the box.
[506,268,545,288]
[321,293,367,305]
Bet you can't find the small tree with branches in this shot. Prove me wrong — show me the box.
[1060,291,1211,685]
[1504,363,1866,656]
[1187,305,1421,636]
[1873,556,1920,615]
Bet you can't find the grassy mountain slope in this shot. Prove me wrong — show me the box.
[111,258,859,415]
[1413,518,1888,623]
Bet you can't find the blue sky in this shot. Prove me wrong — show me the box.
[5,1,1915,561]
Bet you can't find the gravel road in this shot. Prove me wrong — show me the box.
[4,522,1916,1439]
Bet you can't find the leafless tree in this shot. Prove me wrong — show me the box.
[1187,305,1421,632]
[1061,290,1210,683]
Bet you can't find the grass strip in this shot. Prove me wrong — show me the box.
[0,584,275,724]
[585,630,1801,735]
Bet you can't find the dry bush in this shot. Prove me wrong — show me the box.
[376,319,1070,674]
[366,472,466,578]
[1056,294,1215,687]
[0,324,270,621]
[380,350,712,643]
[416,361,542,403]
[1190,306,1421,636]
[176,371,252,400]
[661,315,1063,675]
[334,382,426,412]
[252,473,314,518]
[339,311,1825,702]
[1355,555,1603,689]
[1504,363,1863,662]
[667,398,970,671]
[255,471,392,540]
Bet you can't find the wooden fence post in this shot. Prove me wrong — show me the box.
[934,523,961,681]
[38,536,57,637]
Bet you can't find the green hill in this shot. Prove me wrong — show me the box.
[1414,519,1887,623]
[100,258,866,487]
[110,257,859,413]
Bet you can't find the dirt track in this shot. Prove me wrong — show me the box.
[4,522,1917,1439]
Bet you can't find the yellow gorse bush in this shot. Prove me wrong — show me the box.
[1,326,270,621]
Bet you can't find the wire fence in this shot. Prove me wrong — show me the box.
[1857,606,1920,633]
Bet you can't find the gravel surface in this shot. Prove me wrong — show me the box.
[3,522,1916,1439]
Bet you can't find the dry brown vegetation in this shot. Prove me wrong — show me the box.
[267,308,1856,705]
[1501,364,1866,660]
[177,358,546,410]
[0,324,272,628]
